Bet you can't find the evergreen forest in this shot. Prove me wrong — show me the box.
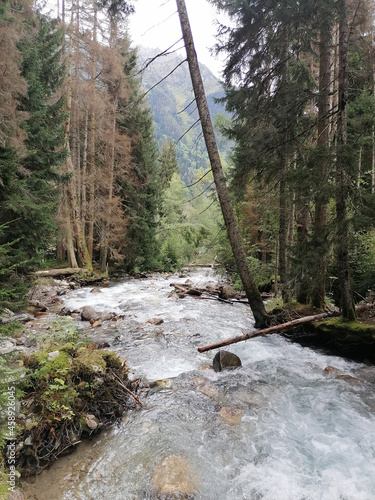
[1,0,375,321]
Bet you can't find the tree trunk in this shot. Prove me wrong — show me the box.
[312,22,331,309]
[81,108,88,222]
[335,0,355,320]
[279,32,289,302]
[63,8,92,272]
[87,0,98,260]
[176,0,270,327]
[296,202,310,304]
[100,104,116,272]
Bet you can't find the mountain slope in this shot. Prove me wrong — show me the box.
[137,47,230,183]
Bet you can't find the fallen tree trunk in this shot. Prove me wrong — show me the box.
[0,314,33,325]
[197,312,331,352]
[34,268,86,277]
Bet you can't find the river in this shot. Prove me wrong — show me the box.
[22,268,375,500]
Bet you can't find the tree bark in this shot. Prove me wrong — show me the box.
[87,0,98,260]
[176,0,270,327]
[63,8,92,272]
[312,22,331,309]
[335,0,355,320]
[279,31,289,302]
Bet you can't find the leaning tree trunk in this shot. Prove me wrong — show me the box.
[335,0,355,320]
[176,0,270,327]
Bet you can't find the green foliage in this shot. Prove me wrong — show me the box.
[0,358,26,452]
[0,13,66,308]
[0,322,23,338]
[116,49,161,272]
[156,172,222,270]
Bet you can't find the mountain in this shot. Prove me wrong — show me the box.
[137,47,230,183]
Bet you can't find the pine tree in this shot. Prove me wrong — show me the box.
[116,46,161,271]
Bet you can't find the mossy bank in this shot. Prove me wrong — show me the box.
[0,318,140,496]
[284,317,375,364]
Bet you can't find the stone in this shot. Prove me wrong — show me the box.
[81,306,100,322]
[102,312,117,321]
[58,306,73,316]
[0,340,18,355]
[213,350,242,372]
[149,379,173,390]
[218,406,243,425]
[151,454,199,497]
[3,308,15,317]
[93,338,110,348]
[190,377,219,399]
[90,287,102,294]
[147,318,164,326]
[90,319,102,328]
[47,350,60,361]
[85,414,99,430]
[324,365,340,375]
[34,311,49,318]
[24,338,37,348]
[8,490,25,500]
[24,435,33,446]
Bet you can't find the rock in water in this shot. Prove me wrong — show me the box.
[217,406,243,425]
[81,306,100,322]
[213,350,242,372]
[151,454,199,497]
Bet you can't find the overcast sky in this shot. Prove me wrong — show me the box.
[128,0,227,77]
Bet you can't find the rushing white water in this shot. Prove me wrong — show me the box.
[24,269,375,500]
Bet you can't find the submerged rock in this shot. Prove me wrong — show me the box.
[213,350,242,372]
[151,454,199,497]
[217,406,243,425]
[147,318,164,326]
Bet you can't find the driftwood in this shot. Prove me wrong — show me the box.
[197,312,330,352]
[34,268,86,277]
[170,282,256,304]
[0,313,33,325]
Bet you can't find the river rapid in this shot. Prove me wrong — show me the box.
[23,268,375,500]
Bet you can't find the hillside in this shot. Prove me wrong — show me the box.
[137,47,231,183]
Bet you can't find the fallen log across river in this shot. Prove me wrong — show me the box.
[198,312,331,352]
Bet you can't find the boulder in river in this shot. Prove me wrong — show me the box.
[81,306,101,322]
[213,350,242,372]
[151,454,199,497]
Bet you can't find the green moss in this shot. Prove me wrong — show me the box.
[317,318,375,338]
[74,350,106,376]
[0,471,10,500]
[101,351,122,369]
[33,351,73,380]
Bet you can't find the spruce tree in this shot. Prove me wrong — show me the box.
[4,14,66,268]
[116,47,161,271]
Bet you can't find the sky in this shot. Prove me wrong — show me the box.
[127,0,228,77]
